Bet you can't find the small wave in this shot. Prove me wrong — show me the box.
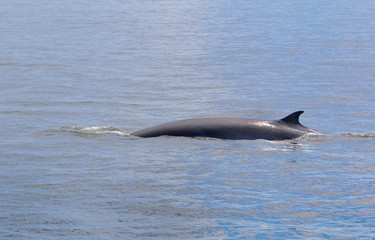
[341,133,375,138]
[60,126,131,137]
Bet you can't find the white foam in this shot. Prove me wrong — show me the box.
[61,126,131,136]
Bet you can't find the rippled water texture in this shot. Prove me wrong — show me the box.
[1,0,375,239]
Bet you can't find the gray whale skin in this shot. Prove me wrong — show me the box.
[132,111,322,140]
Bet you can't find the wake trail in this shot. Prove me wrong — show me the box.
[59,126,132,137]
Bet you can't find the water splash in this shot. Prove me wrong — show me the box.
[60,126,131,137]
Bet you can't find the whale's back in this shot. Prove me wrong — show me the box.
[132,112,321,140]
[132,118,250,139]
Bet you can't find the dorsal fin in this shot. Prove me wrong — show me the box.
[280,111,304,125]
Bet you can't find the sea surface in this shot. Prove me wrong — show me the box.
[1,0,375,239]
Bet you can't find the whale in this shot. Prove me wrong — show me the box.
[131,111,322,140]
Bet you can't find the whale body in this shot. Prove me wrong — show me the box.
[131,111,322,140]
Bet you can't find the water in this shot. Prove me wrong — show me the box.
[1,0,375,239]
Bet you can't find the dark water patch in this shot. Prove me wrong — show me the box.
[1,110,45,115]
[341,133,375,138]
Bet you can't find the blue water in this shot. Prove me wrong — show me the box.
[1,0,375,239]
